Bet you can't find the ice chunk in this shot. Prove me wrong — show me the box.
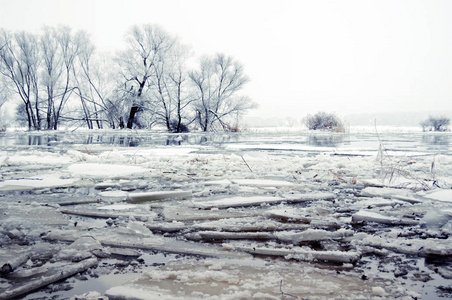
[94,181,120,190]
[352,210,418,225]
[187,231,274,241]
[0,174,79,191]
[201,179,232,186]
[356,235,452,256]
[128,190,192,203]
[98,190,129,201]
[232,179,296,188]
[0,258,98,300]
[276,229,354,243]
[54,236,105,261]
[361,187,412,198]
[193,196,286,209]
[422,236,452,256]
[234,245,360,263]
[0,252,29,275]
[98,204,138,210]
[441,220,452,235]
[120,147,197,156]
[67,163,150,179]
[192,218,309,232]
[1,203,69,226]
[372,286,386,297]
[70,291,108,300]
[421,209,450,230]
[264,207,311,223]
[163,206,249,221]
[7,154,72,165]
[422,189,452,203]
[351,197,404,208]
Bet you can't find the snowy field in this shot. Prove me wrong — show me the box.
[0,128,452,299]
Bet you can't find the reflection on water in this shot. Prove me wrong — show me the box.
[422,134,450,146]
[0,131,240,148]
[307,134,346,147]
[0,131,450,155]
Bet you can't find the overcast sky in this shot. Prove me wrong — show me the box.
[1,0,451,120]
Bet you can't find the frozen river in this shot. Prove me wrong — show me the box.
[0,129,451,299]
[0,129,451,154]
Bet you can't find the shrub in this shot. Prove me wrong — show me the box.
[304,112,345,132]
[420,116,450,132]
[169,120,189,133]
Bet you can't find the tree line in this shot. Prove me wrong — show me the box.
[0,24,255,132]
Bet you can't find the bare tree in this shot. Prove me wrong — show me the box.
[167,57,194,132]
[49,26,86,129]
[189,53,255,131]
[0,42,11,118]
[40,26,60,129]
[0,30,41,130]
[1,27,91,130]
[0,77,11,128]
[117,24,174,129]
[76,40,128,129]
[149,42,194,132]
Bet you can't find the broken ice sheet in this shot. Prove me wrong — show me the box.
[231,178,297,188]
[1,130,451,299]
[105,257,410,300]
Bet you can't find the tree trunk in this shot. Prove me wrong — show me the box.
[127,80,145,129]
[127,106,139,129]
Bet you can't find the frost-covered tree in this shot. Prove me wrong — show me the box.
[0,27,92,130]
[0,25,256,131]
[304,112,345,132]
[117,24,175,129]
[189,53,254,131]
[421,116,450,132]
[149,41,194,132]
[41,26,88,129]
[0,30,41,130]
[77,42,128,129]
[0,77,11,129]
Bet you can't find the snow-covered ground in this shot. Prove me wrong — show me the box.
[0,128,451,299]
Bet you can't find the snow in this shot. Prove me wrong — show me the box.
[0,129,451,299]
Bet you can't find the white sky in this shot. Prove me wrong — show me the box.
[1,0,452,119]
